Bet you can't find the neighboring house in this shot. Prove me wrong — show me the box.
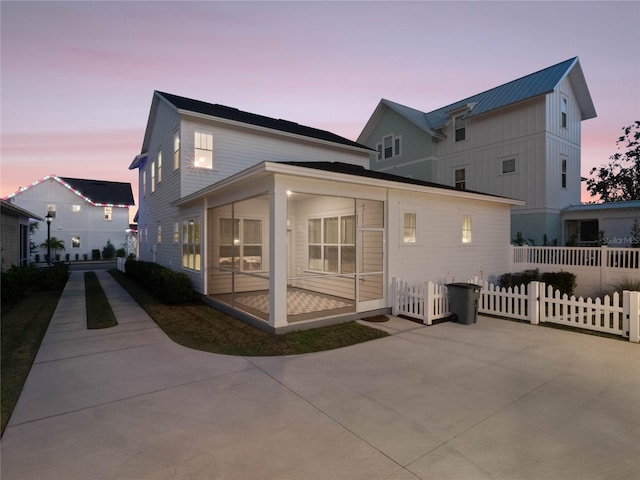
[357,57,597,246]
[3,175,134,261]
[563,201,640,246]
[130,91,521,332]
[0,199,42,269]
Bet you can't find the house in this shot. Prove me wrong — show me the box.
[3,175,134,261]
[563,201,640,246]
[0,199,42,269]
[357,57,597,246]
[130,91,522,332]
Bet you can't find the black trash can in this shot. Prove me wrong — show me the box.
[446,283,482,325]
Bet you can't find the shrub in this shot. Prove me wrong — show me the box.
[1,265,38,304]
[540,271,576,297]
[102,240,116,260]
[610,277,640,296]
[124,259,192,304]
[37,263,70,291]
[116,248,126,258]
[91,249,101,261]
[499,269,539,290]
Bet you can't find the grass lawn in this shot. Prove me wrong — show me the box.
[109,269,389,356]
[1,290,61,435]
[85,271,118,329]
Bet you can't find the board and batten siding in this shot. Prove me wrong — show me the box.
[387,189,512,285]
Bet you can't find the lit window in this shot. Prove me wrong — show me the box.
[182,218,201,271]
[151,161,155,193]
[157,151,162,183]
[502,159,516,174]
[47,204,56,218]
[561,158,567,188]
[455,169,466,190]
[104,207,112,221]
[71,205,81,213]
[173,221,179,244]
[194,132,213,169]
[455,116,466,141]
[308,215,355,273]
[462,216,472,243]
[142,170,146,197]
[561,97,568,128]
[72,236,80,248]
[157,222,162,243]
[174,133,180,170]
[403,212,417,244]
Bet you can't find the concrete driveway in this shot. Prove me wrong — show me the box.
[2,271,639,479]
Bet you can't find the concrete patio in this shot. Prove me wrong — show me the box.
[1,270,639,479]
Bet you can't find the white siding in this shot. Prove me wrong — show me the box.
[10,179,130,261]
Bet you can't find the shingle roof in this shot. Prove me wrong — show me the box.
[155,91,371,151]
[59,177,135,206]
[279,161,511,200]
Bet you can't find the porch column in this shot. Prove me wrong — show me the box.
[269,181,288,328]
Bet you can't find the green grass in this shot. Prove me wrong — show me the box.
[85,271,118,329]
[109,269,389,356]
[1,290,61,435]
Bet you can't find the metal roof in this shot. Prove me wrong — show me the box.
[563,201,640,212]
[155,91,371,151]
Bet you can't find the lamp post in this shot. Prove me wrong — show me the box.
[46,212,53,266]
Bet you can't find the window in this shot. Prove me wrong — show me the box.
[455,168,466,190]
[71,205,81,213]
[462,216,472,243]
[47,204,56,218]
[561,97,568,128]
[174,133,180,170]
[403,212,417,244]
[173,221,179,244]
[561,158,567,188]
[455,116,466,141]
[151,161,155,193]
[502,158,516,174]
[104,206,112,221]
[218,218,263,271]
[308,214,355,273]
[142,170,146,197]
[376,134,401,160]
[194,132,213,169]
[157,222,162,243]
[182,218,201,271]
[157,151,162,183]
[72,236,80,248]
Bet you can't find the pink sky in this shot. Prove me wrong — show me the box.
[2,1,639,217]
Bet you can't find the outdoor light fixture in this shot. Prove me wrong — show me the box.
[45,212,53,266]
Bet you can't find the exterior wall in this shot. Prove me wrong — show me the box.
[562,206,640,247]
[387,190,513,286]
[9,179,130,261]
[364,108,435,180]
[1,211,20,269]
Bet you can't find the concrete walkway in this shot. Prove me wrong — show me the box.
[2,271,639,479]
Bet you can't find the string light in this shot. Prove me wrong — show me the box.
[2,174,134,208]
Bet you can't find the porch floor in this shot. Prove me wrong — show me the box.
[213,287,355,323]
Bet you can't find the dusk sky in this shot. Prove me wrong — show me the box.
[2,1,639,214]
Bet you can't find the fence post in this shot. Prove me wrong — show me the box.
[624,290,640,343]
[529,281,540,325]
[425,281,433,326]
[391,277,398,316]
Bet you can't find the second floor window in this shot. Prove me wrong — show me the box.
[157,151,162,183]
[561,158,567,188]
[377,135,401,160]
[455,168,466,190]
[194,132,213,169]
[455,116,466,141]
[561,97,568,128]
[151,161,156,193]
[174,133,180,170]
[104,207,112,221]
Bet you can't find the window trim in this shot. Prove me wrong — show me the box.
[376,134,401,161]
[151,160,156,193]
[561,157,568,189]
[307,213,355,274]
[157,150,162,184]
[455,115,466,142]
[194,131,213,169]
[455,168,466,190]
[182,217,201,271]
[174,133,180,171]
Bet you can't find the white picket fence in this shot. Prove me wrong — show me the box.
[392,277,640,342]
[116,257,127,272]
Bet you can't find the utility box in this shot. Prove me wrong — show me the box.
[446,283,482,325]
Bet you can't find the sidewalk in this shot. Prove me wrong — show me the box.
[2,270,639,479]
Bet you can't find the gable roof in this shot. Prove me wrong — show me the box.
[359,57,596,142]
[143,91,371,152]
[3,175,134,207]
[0,199,43,221]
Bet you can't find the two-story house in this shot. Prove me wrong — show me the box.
[357,57,597,245]
[130,91,521,332]
[3,175,134,261]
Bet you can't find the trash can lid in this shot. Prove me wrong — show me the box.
[446,282,482,289]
